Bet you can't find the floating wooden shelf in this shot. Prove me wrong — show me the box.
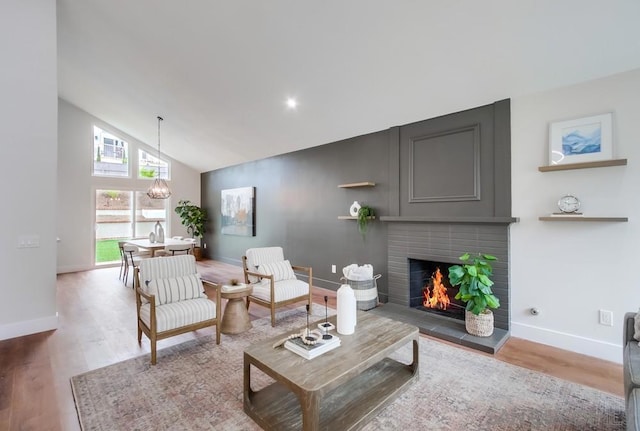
[338,216,376,220]
[538,216,628,222]
[338,182,376,188]
[538,159,627,172]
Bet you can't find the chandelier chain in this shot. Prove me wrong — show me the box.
[146,115,171,199]
[157,116,163,168]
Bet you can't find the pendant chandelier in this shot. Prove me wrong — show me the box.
[146,116,172,199]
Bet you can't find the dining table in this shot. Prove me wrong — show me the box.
[125,237,194,258]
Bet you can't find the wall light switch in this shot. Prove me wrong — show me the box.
[18,234,40,248]
[331,265,336,274]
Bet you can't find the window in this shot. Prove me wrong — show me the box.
[138,149,169,180]
[93,126,129,177]
[94,189,167,265]
[135,191,167,236]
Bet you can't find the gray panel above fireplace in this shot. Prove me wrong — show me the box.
[409,123,481,203]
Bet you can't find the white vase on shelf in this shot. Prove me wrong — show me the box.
[349,201,361,217]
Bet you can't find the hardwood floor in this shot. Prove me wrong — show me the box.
[0,259,623,430]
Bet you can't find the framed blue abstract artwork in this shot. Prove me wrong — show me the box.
[549,113,613,165]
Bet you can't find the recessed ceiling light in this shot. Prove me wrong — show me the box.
[286,97,298,109]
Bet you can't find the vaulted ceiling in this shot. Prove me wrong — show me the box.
[57,0,640,173]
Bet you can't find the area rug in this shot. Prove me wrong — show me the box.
[71,306,625,430]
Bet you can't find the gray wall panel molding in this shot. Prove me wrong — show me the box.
[388,126,400,217]
[398,101,507,218]
[408,123,481,203]
[493,99,512,216]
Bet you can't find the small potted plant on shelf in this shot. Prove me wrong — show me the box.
[174,200,207,260]
[448,252,500,337]
[357,205,375,237]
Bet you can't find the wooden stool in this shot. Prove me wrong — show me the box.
[220,285,253,334]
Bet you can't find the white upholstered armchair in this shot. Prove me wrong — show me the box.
[242,247,312,327]
[135,254,221,364]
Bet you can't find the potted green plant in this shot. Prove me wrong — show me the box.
[174,200,207,260]
[448,252,500,337]
[357,205,374,237]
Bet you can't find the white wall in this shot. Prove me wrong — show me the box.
[0,1,58,339]
[57,99,202,273]
[511,68,640,363]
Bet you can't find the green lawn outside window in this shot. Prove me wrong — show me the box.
[96,239,122,263]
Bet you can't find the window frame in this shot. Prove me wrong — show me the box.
[92,125,131,178]
[137,148,171,180]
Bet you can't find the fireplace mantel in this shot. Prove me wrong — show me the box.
[380,216,518,224]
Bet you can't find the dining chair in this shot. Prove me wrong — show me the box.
[123,244,146,288]
[118,241,127,281]
[155,237,192,257]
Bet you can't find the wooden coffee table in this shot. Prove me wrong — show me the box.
[243,311,419,430]
[220,285,253,334]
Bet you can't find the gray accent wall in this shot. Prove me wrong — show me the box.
[201,99,513,307]
[202,131,391,292]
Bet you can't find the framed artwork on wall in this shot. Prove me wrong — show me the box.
[549,113,613,165]
[221,186,256,236]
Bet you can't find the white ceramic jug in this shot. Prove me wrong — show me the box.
[337,283,357,335]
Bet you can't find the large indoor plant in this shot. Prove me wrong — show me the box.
[448,252,500,337]
[174,200,207,259]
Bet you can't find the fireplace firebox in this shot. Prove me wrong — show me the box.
[409,258,465,321]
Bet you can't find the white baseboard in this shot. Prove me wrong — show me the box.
[57,264,91,274]
[0,313,59,341]
[510,321,622,364]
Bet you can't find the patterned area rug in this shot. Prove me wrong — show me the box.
[71,306,625,430]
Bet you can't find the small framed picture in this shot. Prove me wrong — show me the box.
[548,113,613,165]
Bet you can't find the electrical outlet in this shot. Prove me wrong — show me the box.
[203,243,207,249]
[599,309,613,326]
[331,265,336,274]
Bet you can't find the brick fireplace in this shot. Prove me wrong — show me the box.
[371,218,513,353]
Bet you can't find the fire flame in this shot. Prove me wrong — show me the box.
[423,268,450,310]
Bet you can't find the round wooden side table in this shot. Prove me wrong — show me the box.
[220,285,253,334]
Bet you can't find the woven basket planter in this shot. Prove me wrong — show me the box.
[344,274,381,311]
[465,309,494,337]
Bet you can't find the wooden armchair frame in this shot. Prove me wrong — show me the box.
[134,268,221,365]
[242,255,312,327]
